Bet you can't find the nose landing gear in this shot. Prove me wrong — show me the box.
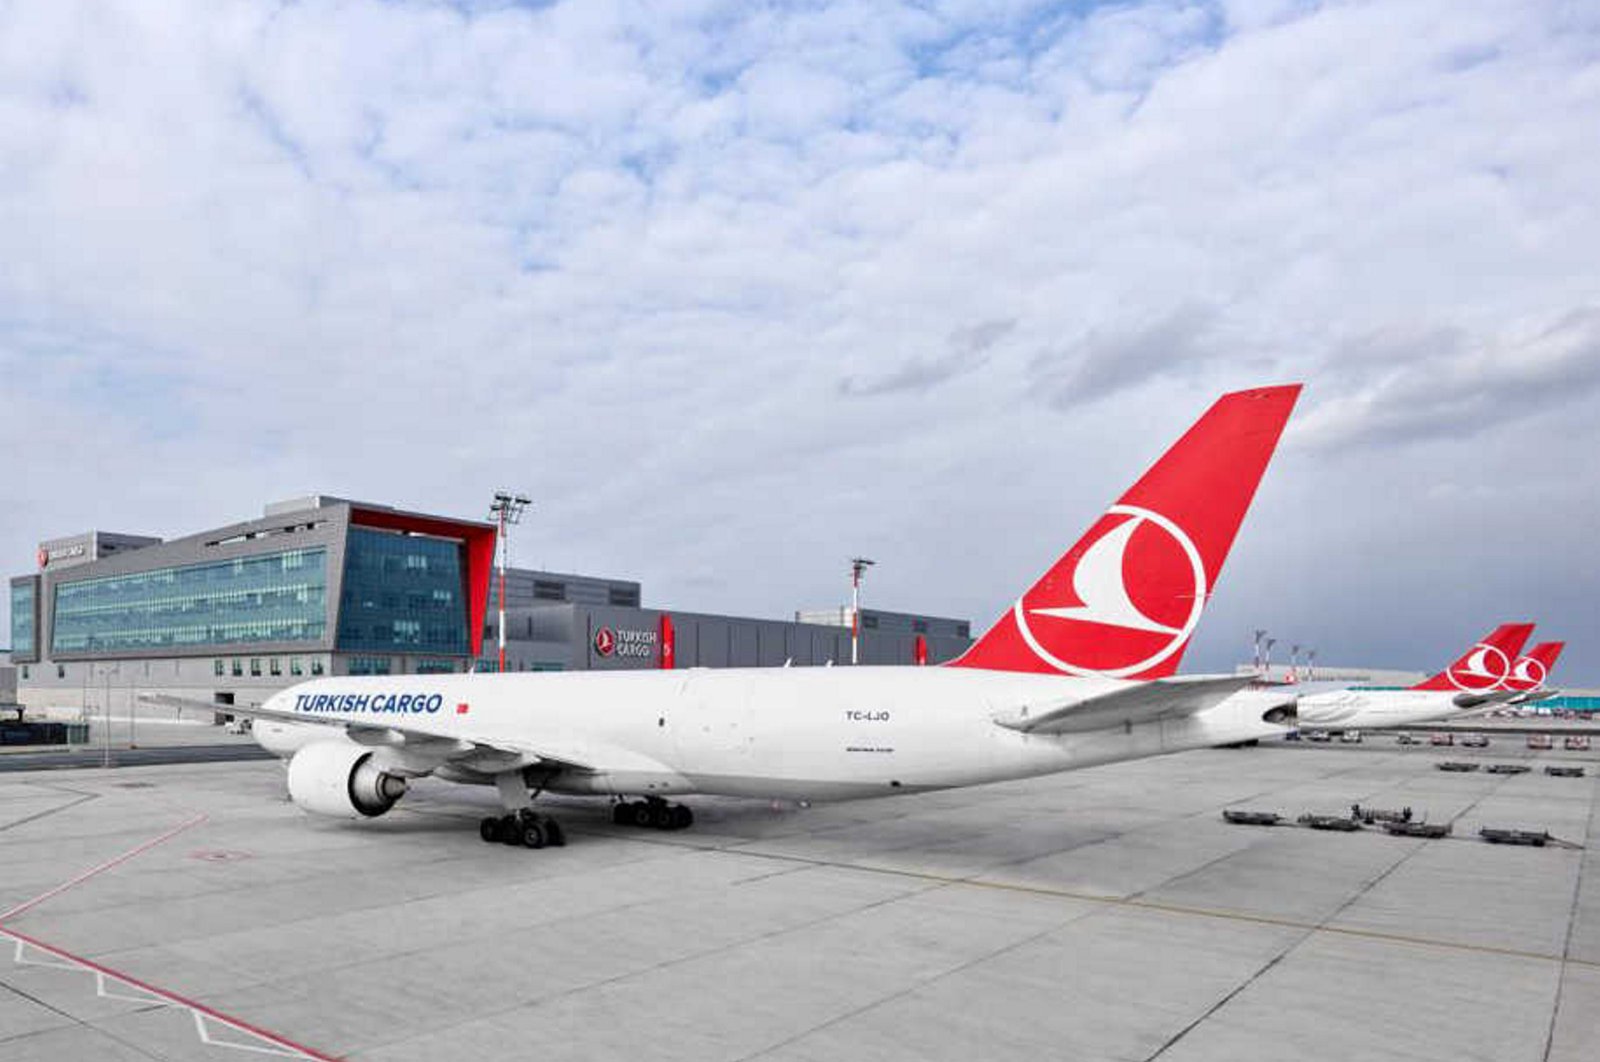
[613,797,693,831]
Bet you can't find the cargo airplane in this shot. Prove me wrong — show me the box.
[148,385,1302,849]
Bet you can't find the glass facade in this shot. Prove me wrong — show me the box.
[336,527,468,655]
[10,580,36,658]
[51,548,327,655]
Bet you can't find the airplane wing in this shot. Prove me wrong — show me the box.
[138,693,598,775]
[992,675,1258,735]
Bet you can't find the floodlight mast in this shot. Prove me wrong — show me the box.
[850,557,875,665]
[488,491,532,674]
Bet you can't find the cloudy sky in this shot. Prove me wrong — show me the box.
[2,0,1597,683]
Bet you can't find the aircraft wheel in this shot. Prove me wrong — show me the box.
[612,803,631,827]
[544,818,566,847]
[648,803,673,830]
[519,821,546,849]
[479,817,502,843]
[631,802,655,828]
[499,814,522,845]
[669,805,693,831]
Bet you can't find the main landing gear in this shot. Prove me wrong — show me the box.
[481,770,566,849]
[479,809,566,849]
[612,797,693,831]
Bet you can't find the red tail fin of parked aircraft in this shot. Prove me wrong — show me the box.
[949,385,1301,679]
[1505,641,1564,692]
[1409,624,1535,693]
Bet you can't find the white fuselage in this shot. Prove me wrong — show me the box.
[253,667,1287,803]
[1295,687,1469,730]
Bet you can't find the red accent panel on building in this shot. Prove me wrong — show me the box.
[349,508,497,659]
[914,633,928,666]
[659,613,675,669]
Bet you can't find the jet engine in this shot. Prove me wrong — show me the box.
[286,741,408,819]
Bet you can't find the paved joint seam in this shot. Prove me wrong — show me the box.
[1141,751,1531,1060]
[731,898,1102,1062]
[1541,768,1599,1062]
[354,870,956,1056]
[0,792,99,834]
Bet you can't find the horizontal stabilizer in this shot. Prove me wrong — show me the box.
[993,675,1255,735]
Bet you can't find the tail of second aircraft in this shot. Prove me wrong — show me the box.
[1409,623,1535,693]
[1505,641,1564,692]
[949,384,1301,679]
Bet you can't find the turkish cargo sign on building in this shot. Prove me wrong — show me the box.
[37,542,87,568]
[590,613,677,669]
[593,625,657,661]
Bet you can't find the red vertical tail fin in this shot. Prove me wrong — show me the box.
[1505,640,1563,691]
[949,385,1301,678]
[1410,624,1534,692]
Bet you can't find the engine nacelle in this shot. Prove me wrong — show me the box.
[286,741,408,819]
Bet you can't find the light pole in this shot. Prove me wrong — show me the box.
[849,557,875,665]
[1290,643,1302,684]
[1307,648,1317,683]
[1253,629,1268,677]
[488,491,532,674]
[1263,637,1277,680]
[94,663,119,767]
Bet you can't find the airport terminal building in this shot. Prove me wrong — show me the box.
[7,495,972,715]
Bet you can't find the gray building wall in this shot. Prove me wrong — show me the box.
[490,604,972,673]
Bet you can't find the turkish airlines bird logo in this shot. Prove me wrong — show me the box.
[1013,504,1207,677]
[1445,644,1511,692]
[1504,657,1547,692]
[593,627,616,658]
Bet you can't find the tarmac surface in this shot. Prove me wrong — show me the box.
[1,739,1596,1061]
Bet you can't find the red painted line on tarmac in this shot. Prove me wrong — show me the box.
[0,812,210,922]
[0,924,341,1061]
[0,812,338,1059]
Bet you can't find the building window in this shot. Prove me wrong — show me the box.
[290,658,303,677]
[335,527,468,656]
[347,655,393,676]
[249,658,262,677]
[213,660,224,677]
[20,665,28,680]
[231,659,243,677]
[310,658,324,676]
[10,579,37,659]
[863,615,879,629]
[534,580,566,601]
[269,658,281,676]
[48,547,328,654]
[608,587,639,607]
[912,620,928,633]
[57,664,66,679]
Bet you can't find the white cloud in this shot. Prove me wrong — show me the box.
[2,0,1598,681]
